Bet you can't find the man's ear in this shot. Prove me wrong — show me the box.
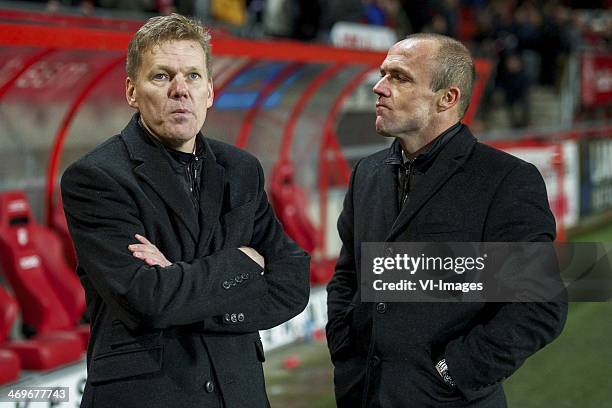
[437,86,461,113]
[126,77,138,109]
[206,79,214,109]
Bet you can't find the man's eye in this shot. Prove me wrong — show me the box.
[189,73,201,80]
[153,73,169,80]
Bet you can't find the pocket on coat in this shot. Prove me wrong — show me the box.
[110,320,162,349]
[88,346,163,385]
[328,303,356,362]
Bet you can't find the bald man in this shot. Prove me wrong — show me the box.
[326,34,567,408]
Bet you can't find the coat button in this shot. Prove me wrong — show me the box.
[231,313,238,323]
[376,302,387,314]
[204,380,215,393]
[222,281,231,289]
[371,355,381,366]
[237,313,245,322]
[223,313,231,323]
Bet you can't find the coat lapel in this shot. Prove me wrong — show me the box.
[386,128,477,241]
[196,139,225,254]
[120,116,199,241]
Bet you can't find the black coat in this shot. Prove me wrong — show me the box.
[61,115,310,408]
[326,125,567,408]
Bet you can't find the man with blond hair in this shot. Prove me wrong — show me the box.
[62,14,309,408]
[326,33,567,407]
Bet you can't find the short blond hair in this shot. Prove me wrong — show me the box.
[406,33,475,118]
[126,13,212,79]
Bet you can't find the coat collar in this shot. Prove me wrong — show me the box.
[120,114,225,244]
[384,124,477,241]
[383,122,462,169]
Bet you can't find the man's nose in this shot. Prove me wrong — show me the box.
[373,77,390,97]
[169,75,189,99]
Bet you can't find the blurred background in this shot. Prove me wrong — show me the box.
[0,0,610,406]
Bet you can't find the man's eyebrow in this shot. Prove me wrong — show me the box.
[380,64,412,77]
[149,65,204,72]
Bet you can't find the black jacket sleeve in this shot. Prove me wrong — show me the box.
[62,160,309,332]
[201,161,311,332]
[444,161,568,401]
[325,159,361,361]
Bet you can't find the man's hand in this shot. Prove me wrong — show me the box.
[239,246,265,272]
[129,234,171,267]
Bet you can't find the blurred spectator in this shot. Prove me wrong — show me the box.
[497,52,532,128]
[423,0,459,37]
[362,0,386,25]
[401,0,435,33]
[539,2,577,88]
[512,1,543,84]
[263,0,321,40]
[262,0,292,37]
[211,0,247,26]
[320,0,365,31]
[292,0,321,40]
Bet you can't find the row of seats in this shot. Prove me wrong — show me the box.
[0,191,89,385]
[0,170,337,384]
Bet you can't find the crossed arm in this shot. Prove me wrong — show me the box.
[62,159,310,333]
[129,234,265,270]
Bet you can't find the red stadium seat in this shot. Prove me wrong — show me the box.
[0,349,19,385]
[5,331,83,370]
[0,285,82,371]
[0,286,20,384]
[0,285,18,343]
[50,195,77,271]
[31,224,90,349]
[310,258,336,284]
[270,161,317,254]
[0,191,85,338]
[269,162,336,283]
[31,224,85,325]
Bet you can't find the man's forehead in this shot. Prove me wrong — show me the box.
[147,40,203,56]
[382,39,435,69]
[392,38,436,55]
[140,40,207,70]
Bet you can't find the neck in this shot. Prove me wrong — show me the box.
[397,118,459,155]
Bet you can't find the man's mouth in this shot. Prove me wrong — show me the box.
[376,104,390,115]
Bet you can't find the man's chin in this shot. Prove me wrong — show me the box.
[165,125,198,141]
[153,127,198,151]
[375,126,393,138]
[375,118,392,137]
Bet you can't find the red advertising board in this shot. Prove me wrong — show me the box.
[581,52,612,107]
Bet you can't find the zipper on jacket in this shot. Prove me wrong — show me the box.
[185,157,200,211]
[400,160,414,209]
